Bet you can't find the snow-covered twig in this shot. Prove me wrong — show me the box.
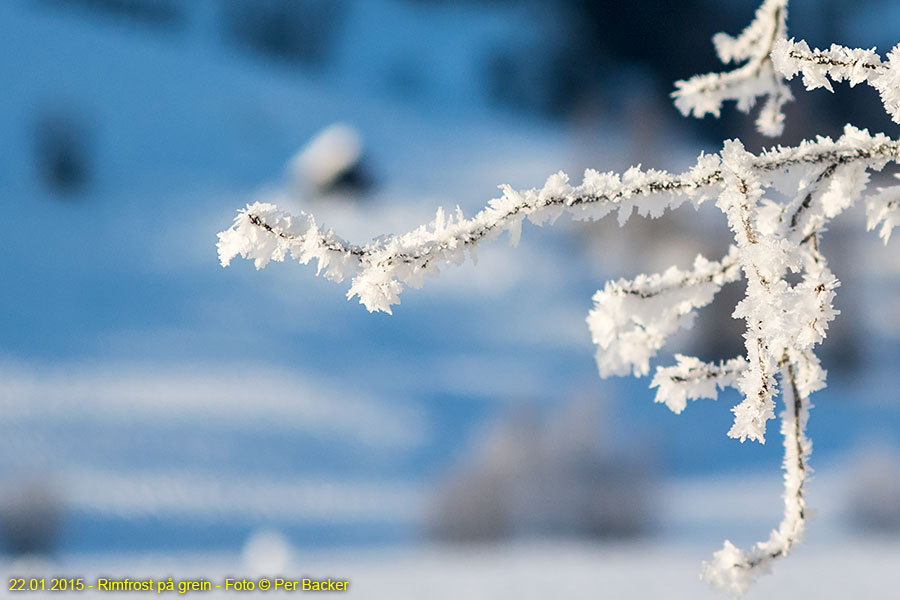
[672,0,792,136]
[651,355,747,414]
[219,127,897,314]
[586,246,741,379]
[772,38,900,123]
[701,350,817,595]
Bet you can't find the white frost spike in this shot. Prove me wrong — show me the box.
[821,164,870,220]
[866,176,900,243]
[792,266,840,349]
[498,185,525,247]
[672,0,791,136]
[879,47,900,122]
[756,90,790,137]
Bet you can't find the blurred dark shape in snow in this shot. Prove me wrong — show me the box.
[32,107,95,197]
[223,0,346,68]
[846,443,900,534]
[0,478,64,556]
[289,123,373,197]
[427,395,657,543]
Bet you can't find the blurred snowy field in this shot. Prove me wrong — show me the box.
[4,534,899,600]
[4,464,900,597]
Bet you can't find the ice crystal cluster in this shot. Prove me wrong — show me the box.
[217,0,900,594]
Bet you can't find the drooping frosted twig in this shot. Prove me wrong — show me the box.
[651,355,747,414]
[701,350,818,595]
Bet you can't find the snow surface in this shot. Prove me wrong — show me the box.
[4,536,899,600]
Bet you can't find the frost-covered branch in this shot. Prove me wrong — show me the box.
[651,355,747,414]
[218,166,720,313]
[773,38,900,123]
[718,141,782,443]
[218,124,897,594]
[702,350,817,595]
[586,246,741,379]
[672,0,792,136]
[219,126,898,314]
[215,0,900,593]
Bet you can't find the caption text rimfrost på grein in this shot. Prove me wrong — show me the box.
[8,576,349,593]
